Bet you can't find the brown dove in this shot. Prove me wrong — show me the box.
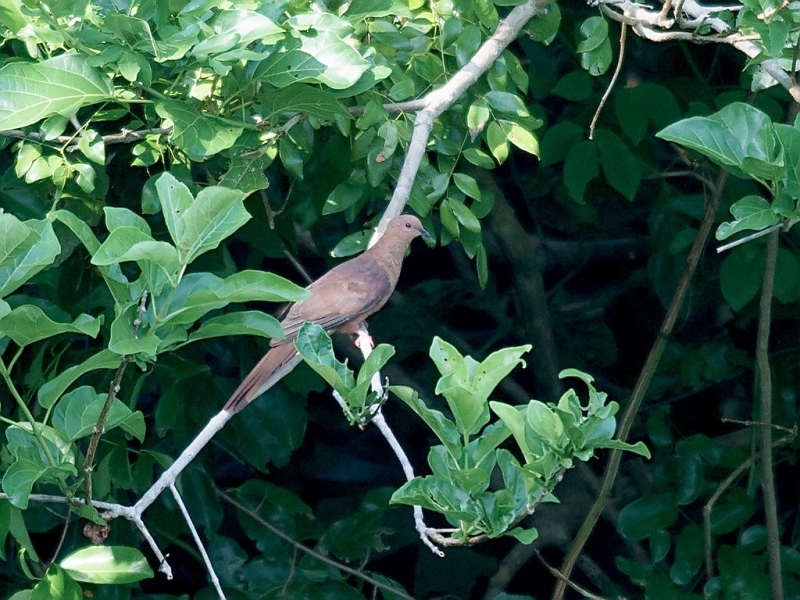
[223,215,430,413]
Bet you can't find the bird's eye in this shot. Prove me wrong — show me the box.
[405,222,412,229]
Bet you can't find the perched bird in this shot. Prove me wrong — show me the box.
[223,215,430,413]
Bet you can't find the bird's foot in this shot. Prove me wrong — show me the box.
[354,322,374,351]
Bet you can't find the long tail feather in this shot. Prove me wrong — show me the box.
[223,344,302,413]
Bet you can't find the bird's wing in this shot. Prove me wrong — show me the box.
[274,255,392,343]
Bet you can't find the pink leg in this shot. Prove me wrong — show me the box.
[354,321,374,351]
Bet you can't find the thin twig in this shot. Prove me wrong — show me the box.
[589,24,627,140]
[375,0,553,239]
[703,427,796,579]
[757,229,783,600]
[536,551,613,600]
[217,490,417,600]
[551,169,728,600]
[169,484,224,600]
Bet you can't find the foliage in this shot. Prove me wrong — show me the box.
[1,0,800,598]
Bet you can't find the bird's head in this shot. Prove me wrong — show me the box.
[387,215,431,242]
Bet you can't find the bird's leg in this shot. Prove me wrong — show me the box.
[353,321,375,351]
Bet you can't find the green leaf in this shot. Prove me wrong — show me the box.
[595,129,640,200]
[269,84,351,122]
[156,173,250,264]
[504,526,539,544]
[670,525,703,586]
[0,216,60,298]
[155,100,243,161]
[539,121,583,167]
[390,385,461,457]
[710,489,755,535]
[657,102,783,182]
[256,31,370,89]
[720,245,762,311]
[30,565,82,600]
[474,345,531,400]
[503,121,539,156]
[162,271,308,326]
[294,322,354,394]
[452,173,481,200]
[564,140,598,203]
[489,402,533,463]
[60,546,154,584]
[577,16,608,53]
[617,494,679,541]
[218,153,271,196]
[91,227,180,276]
[484,91,529,117]
[52,386,145,442]
[0,305,101,346]
[38,350,120,409]
[550,71,593,101]
[774,248,800,303]
[187,311,283,344]
[447,199,481,233]
[716,195,780,240]
[486,121,509,163]
[0,54,113,130]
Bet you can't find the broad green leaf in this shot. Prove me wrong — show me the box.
[463,147,495,170]
[30,565,82,600]
[447,199,481,233]
[186,311,283,344]
[526,400,563,443]
[499,120,540,156]
[775,248,800,303]
[294,322,354,394]
[155,100,243,161]
[617,494,679,541]
[592,439,651,458]
[38,350,120,409]
[390,385,461,457]
[595,129,640,200]
[657,103,783,182]
[486,121,509,163]
[710,489,755,534]
[0,216,60,298]
[0,54,113,130]
[172,181,249,264]
[527,1,560,44]
[564,140,599,203]
[467,100,490,132]
[52,386,145,442]
[473,345,531,400]
[580,38,612,76]
[0,0,27,33]
[324,169,367,215]
[489,402,533,463]
[539,121,584,166]
[162,271,308,326]
[484,91,529,117]
[615,83,681,145]
[61,546,154,584]
[212,9,284,45]
[670,525,703,585]
[577,16,608,53]
[109,303,160,355]
[453,173,481,200]
[716,195,780,240]
[256,31,370,89]
[0,305,101,346]
[218,153,272,196]
[269,84,351,122]
[720,245,762,310]
[2,458,74,509]
[92,227,180,276]
[551,71,593,101]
